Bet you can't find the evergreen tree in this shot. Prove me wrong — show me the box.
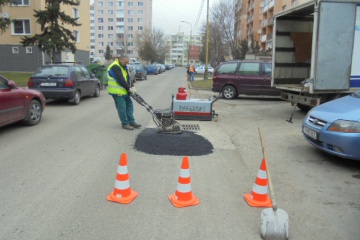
[20,0,81,63]
[104,44,111,62]
[0,0,15,33]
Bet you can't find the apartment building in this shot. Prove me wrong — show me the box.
[0,0,90,72]
[235,0,311,52]
[164,32,203,66]
[90,0,152,63]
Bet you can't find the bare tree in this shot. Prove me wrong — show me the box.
[136,27,169,63]
[210,0,239,59]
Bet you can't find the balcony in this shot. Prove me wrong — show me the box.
[268,17,274,26]
[261,34,267,42]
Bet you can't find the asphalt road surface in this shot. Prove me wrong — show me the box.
[1,67,359,240]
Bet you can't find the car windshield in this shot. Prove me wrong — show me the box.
[351,90,360,98]
[33,66,69,77]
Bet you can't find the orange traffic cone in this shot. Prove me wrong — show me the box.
[169,156,200,208]
[244,158,272,207]
[107,153,138,204]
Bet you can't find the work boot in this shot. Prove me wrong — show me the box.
[122,124,134,130]
[130,123,141,129]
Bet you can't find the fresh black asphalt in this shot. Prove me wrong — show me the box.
[134,128,213,156]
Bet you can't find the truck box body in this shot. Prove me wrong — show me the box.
[272,0,360,107]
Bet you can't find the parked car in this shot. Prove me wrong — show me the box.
[127,64,136,84]
[302,90,360,161]
[28,63,101,105]
[156,64,165,74]
[145,64,159,75]
[0,74,46,127]
[212,60,279,99]
[195,66,214,74]
[131,64,147,80]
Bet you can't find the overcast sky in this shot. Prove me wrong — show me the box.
[90,0,216,35]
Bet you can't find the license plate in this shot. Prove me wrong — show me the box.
[303,126,317,140]
[40,82,56,86]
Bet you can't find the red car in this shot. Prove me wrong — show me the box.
[0,74,46,127]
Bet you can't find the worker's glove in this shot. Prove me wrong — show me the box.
[129,87,136,95]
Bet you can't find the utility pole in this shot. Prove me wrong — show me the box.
[204,0,210,80]
[181,21,192,65]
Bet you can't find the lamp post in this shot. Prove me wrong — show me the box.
[181,21,192,65]
[204,0,210,80]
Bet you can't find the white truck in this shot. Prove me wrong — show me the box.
[272,0,360,110]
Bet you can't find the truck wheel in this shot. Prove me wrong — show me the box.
[222,86,237,99]
[297,103,311,112]
[23,100,42,126]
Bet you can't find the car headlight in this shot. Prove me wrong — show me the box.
[327,120,360,133]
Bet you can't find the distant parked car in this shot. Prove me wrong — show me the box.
[127,64,136,84]
[212,60,279,99]
[145,65,159,75]
[131,64,147,80]
[0,74,46,127]
[302,90,360,161]
[195,66,214,74]
[28,63,101,105]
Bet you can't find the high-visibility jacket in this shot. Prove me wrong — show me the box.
[107,60,129,95]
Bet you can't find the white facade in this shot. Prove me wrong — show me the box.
[90,0,152,62]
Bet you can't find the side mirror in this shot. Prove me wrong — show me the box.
[7,80,17,89]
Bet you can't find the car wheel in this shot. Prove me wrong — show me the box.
[94,84,100,97]
[69,90,81,105]
[23,99,42,126]
[222,86,237,99]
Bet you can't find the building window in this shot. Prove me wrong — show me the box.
[128,18,133,23]
[138,2,144,7]
[128,10,134,15]
[99,42,104,46]
[26,46,32,54]
[138,10,143,15]
[128,50,133,55]
[117,26,124,31]
[127,42,133,47]
[117,9,124,15]
[108,42,113,46]
[73,30,80,42]
[128,26,133,31]
[138,18,143,23]
[12,19,30,35]
[73,8,79,18]
[11,0,29,6]
[108,10,114,15]
[91,33,95,37]
[98,34,104,38]
[108,1,114,6]
[98,10,103,15]
[97,1,103,6]
[108,18,114,23]
[127,34,133,39]
[117,18,124,22]
[128,2,134,7]
[108,34,114,39]
[99,50,104,54]
[12,47,19,54]
[108,26,113,31]
[98,26,104,31]
[98,18,104,23]
[138,26,143,31]
[117,1,124,7]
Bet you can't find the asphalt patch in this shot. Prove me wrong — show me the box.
[134,128,213,156]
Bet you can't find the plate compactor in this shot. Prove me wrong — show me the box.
[131,93,182,134]
[130,88,218,134]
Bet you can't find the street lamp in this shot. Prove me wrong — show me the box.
[181,21,192,65]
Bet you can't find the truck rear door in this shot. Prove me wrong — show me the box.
[314,1,357,90]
